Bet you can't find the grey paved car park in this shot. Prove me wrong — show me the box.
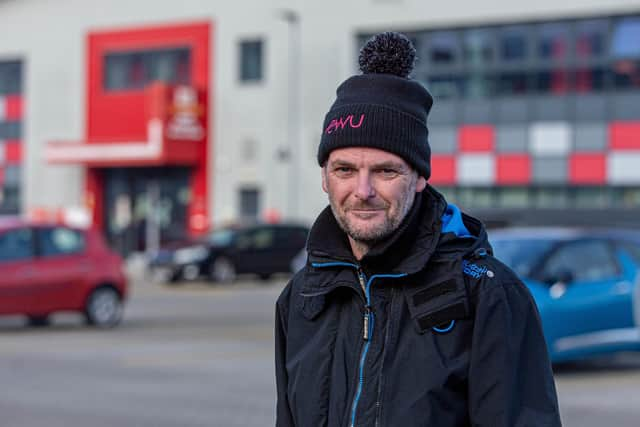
[1,272,640,426]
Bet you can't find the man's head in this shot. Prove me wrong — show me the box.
[316,32,434,253]
[322,147,427,246]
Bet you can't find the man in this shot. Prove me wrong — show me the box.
[275,32,561,427]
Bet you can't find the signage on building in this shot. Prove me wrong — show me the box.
[166,86,205,141]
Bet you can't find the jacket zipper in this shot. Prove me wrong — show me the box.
[349,268,371,427]
[374,286,395,427]
[350,271,407,427]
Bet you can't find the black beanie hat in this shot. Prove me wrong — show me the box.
[317,32,433,179]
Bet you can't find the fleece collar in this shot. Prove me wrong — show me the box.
[307,186,458,275]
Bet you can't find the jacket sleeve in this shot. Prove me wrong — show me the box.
[468,278,562,427]
[275,284,295,427]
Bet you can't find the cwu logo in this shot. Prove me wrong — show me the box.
[462,260,488,279]
[324,114,365,134]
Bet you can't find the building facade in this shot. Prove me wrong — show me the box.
[0,0,639,253]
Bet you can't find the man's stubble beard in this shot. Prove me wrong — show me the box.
[328,176,418,247]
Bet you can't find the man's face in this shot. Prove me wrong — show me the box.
[322,147,427,245]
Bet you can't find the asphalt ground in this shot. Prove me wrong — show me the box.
[1,276,639,426]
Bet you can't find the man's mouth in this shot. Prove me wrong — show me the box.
[349,209,384,218]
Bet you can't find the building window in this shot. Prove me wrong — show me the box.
[239,187,260,222]
[0,60,23,215]
[239,40,263,82]
[499,25,530,62]
[611,17,640,90]
[103,47,191,91]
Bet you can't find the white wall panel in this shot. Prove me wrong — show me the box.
[529,122,572,156]
[458,154,495,185]
[608,152,640,184]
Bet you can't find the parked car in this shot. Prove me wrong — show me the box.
[0,217,128,327]
[149,223,309,283]
[490,227,640,363]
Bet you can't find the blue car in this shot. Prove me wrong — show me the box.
[490,227,640,363]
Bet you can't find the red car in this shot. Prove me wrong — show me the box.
[0,217,128,327]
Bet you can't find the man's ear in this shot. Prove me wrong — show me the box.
[415,175,427,193]
[321,166,328,194]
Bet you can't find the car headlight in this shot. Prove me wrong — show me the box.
[174,245,209,264]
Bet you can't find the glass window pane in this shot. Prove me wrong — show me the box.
[0,186,20,215]
[429,31,459,65]
[239,187,260,221]
[534,187,569,208]
[458,187,493,208]
[497,71,529,95]
[497,187,530,207]
[491,238,554,278]
[464,73,495,98]
[611,17,640,58]
[39,227,85,257]
[240,40,263,82]
[463,28,495,67]
[499,26,530,61]
[428,75,464,99]
[104,48,191,91]
[575,19,608,59]
[0,60,22,95]
[0,228,33,262]
[574,67,607,92]
[544,240,618,282]
[612,59,640,89]
[574,187,608,208]
[535,69,571,94]
[538,23,571,62]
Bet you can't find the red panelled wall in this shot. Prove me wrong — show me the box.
[85,21,212,235]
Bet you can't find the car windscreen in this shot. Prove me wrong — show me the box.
[207,229,235,246]
[490,238,556,279]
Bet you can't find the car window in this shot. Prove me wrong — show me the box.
[253,229,275,249]
[39,227,86,257]
[208,229,235,246]
[235,230,254,250]
[0,228,34,262]
[543,240,619,283]
[275,227,308,247]
[490,238,555,278]
[616,240,640,264]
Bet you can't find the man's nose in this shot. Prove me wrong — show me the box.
[355,172,375,200]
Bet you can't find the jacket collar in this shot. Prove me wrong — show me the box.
[307,185,449,276]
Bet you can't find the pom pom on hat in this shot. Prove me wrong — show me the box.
[358,32,416,78]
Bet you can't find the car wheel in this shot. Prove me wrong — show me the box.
[182,264,200,281]
[259,273,272,281]
[84,286,123,328]
[210,257,237,283]
[27,315,50,327]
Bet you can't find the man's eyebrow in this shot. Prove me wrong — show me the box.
[372,161,406,170]
[329,159,356,168]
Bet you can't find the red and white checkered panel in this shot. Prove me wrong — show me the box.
[427,120,640,186]
[0,95,23,121]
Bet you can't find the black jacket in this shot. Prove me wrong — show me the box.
[275,187,561,427]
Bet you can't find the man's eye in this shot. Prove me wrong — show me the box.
[335,167,353,174]
[378,169,398,177]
